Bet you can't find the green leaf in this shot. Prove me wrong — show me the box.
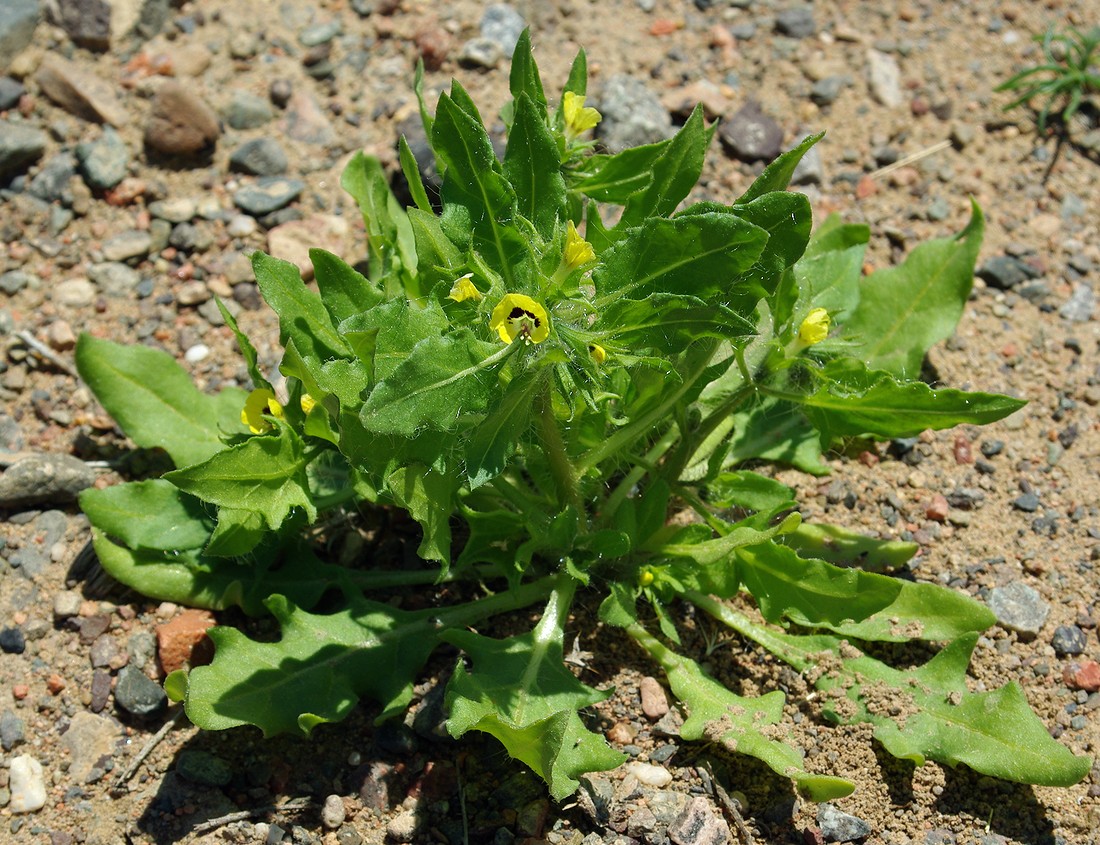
[252,252,350,361]
[508,29,547,114]
[798,359,1027,441]
[341,151,418,292]
[408,207,464,295]
[729,191,812,296]
[628,623,853,801]
[724,399,828,475]
[204,507,267,557]
[339,297,448,384]
[593,212,768,306]
[216,298,268,390]
[80,480,214,551]
[464,375,539,489]
[736,132,824,204]
[444,620,624,799]
[704,470,797,515]
[385,463,456,564]
[75,334,247,469]
[562,48,587,98]
[311,248,383,327]
[504,93,567,238]
[785,522,917,572]
[594,293,753,354]
[570,138,673,203]
[165,425,316,531]
[618,106,710,229]
[398,135,433,214]
[413,59,436,155]
[844,202,984,377]
[361,331,509,437]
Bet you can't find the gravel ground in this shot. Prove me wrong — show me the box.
[1,1,1099,843]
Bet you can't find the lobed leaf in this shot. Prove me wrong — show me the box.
[80,480,213,552]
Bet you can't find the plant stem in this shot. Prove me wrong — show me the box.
[537,381,584,516]
[663,382,755,482]
[684,589,815,673]
[599,423,680,525]
[437,575,558,630]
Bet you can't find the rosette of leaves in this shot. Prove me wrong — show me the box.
[77,31,1089,802]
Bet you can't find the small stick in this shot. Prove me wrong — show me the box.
[14,330,79,378]
[191,798,312,834]
[701,761,755,845]
[869,139,952,179]
[111,708,185,793]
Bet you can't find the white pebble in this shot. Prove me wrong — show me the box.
[626,761,673,787]
[321,794,346,829]
[228,214,259,237]
[10,754,47,813]
[184,344,210,363]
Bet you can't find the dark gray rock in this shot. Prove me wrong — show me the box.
[76,126,129,190]
[0,120,47,181]
[730,22,756,40]
[775,6,816,38]
[0,0,41,74]
[818,803,873,842]
[988,582,1049,638]
[233,176,304,216]
[1060,284,1095,323]
[1052,625,1087,656]
[0,710,25,750]
[269,78,293,109]
[667,796,730,845]
[0,76,24,110]
[225,90,273,130]
[176,749,232,786]
[114,664,167,717]
[720,100,784,162]
[0,270,32,294]
[229,138,288,176]
[596,74,674,153]
[0,453,96,508]
[977,255,1041,289]
[0,627,26,654]
[53,0,111,50]
[28,152,77,204]
[480,3,525,56]
[811,75,848,106]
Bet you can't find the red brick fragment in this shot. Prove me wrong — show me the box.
[156,609,217,675]
[1064,661,1100,692]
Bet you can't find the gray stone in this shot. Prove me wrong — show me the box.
[148,197,197,223]
[458,37,502,69]
[225,90,273,130]
[28,152,77,204]
[299,19,341,46]
[114,664,167,717]
[144,80,219,156]
[76,126,130,190]
[321,794,346,830]
[867,48,903,108]
[61,712,118,783]
[9,509,67,578]
[9,754,46,814]
[0,0,41,74]
[1052,625,1087,657]
[53,0,111,50]
[0,270,33,294]
[102,229,152,262]
[1060,283,1095,323]
[791,143,824,185]
[720,100,783,162]
[176,749,232,786]
[234,177,304,216]
[480,3,525,56]
[0,120,47,181]
[596,74,674,153]
[667,796,731,845]
[818,803,873,842]
[811,75,848,106]
[53,278,97,306]
[775,6,816,38]
[229,138,288,176]
[53,589,82,619]
[88,261,140,296]
[988,582,1049,638]
[282,90,335,146]
[0,76,25,110]
[1012,492,1040,512]
[977,255,1041,289]
[1,710,25,751]
[0,453,96,508]
[35,54,128,126]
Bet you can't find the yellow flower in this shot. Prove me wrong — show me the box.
[588,343,607,364]
[639,568,655,587]
[300,393,317,414]
[447,273,483,302]
[563,221,595,268]
[798,308,830,346]
[241,388,284,434]
[563,91,601,138]
[490,294,550,345]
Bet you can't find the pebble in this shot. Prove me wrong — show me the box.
[0,270,31,296]
[775,6,816,38]
[987,582,1049,638]
[227,214,258,237]
[176,749,232,786]
[596,74,674,153]
[144,80,220,156]
[1,710,25,751]
[76,127,131,190]
[480,3,525,55]
[625,761,673,787]
[183,343,209,363]
[668,796,730,845]
[386,808,420,843]
[156,608,215,673]
[1059,284,1095,323]
[0,1,42,72]
[639,676,670,719]
[53,277,98,307]
[1063,661,1100,692]
[458,37,502,69]
[321,794,346,830]
[0,120,47,180]
[0,626,26,653]
[0,453,97,508]
[61,712,119,783]
[867,48,903,108]
[791,142,825,185]
[234,176,305,216]
[102,229,152,262]
[811,75,849,107]
[113,664,168,717]
[229,138,289,177]
[818,803,873,842]
[1012,492,1040,512]
[9,754,46,814]
[270,79,293,109]
[27,152,77,204]
[720,100,784,162]
[225,90,274,130]
[148,197,197,224]
[1051,625,1087,657]
[90,670,112,712]
[282,90,335,146]
[300,19,342,47]
[53,590,83,619]
[976,255,1040,289]
[88,261,140,296]
[35,54,128,126]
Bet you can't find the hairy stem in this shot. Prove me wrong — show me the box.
[537,381,584,516]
